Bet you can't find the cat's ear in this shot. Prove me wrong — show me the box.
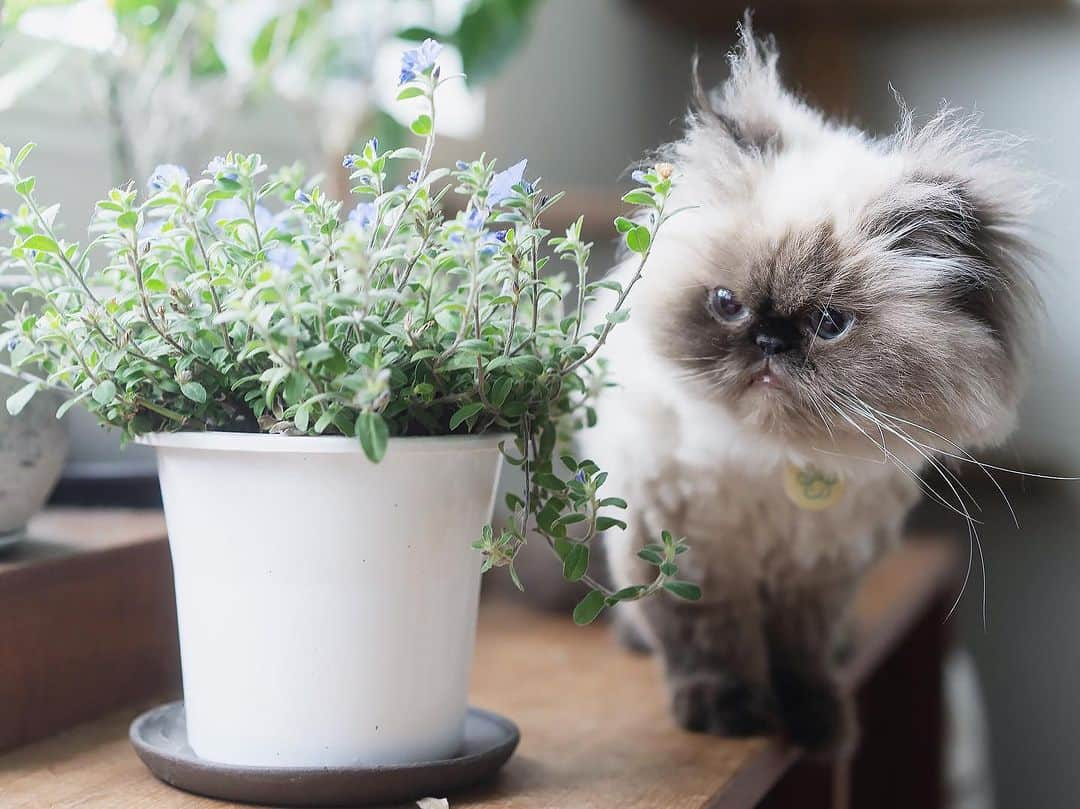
[691,20,812,153]
[862,162,1038,351]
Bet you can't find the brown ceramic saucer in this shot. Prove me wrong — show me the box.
[130,701,519,807]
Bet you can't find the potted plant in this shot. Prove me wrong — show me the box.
[0,40,698,779]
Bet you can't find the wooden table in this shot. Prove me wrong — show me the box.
[0,511,957,809]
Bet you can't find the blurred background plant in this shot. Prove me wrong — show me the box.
[0,0,541,192]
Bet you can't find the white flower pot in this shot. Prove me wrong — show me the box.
[139,431,505,768]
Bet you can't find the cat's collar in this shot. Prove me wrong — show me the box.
[783,462,846,511]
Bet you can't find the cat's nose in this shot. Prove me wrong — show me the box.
[754,332,791,356]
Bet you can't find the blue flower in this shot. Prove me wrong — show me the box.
[631,169,648,185]
[398,38,442,86]
[206,156,239,182]
[294,189,311,204]
[369,137,378,152]
[342,154,360,169]
[147,164,189,194]
[479,229,507,257]
[7,335,20,352]
[348,202,376,230]
[266,244,300,270]
[575,470,587,483]
[455,160,469,171]
[488,159,527,205]
[211,198,273,232]
[464,206,487,232]
[0,208,11,223]
[408,170,420,184]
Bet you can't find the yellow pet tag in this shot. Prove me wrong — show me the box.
[783,463,846,511]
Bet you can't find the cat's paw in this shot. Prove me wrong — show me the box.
[668,672,780,736]
[773,675,858,757]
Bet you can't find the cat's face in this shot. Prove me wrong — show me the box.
[641,32,1036,455]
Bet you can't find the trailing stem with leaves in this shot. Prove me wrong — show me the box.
[0,40,698,624]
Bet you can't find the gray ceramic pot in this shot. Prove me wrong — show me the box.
[0,280,68,549]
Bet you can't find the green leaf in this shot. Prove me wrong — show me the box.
[664,581,702,601]
[21,234,58,254]
[55,391,89,419]
[397,25,441,42]
[489,376,513,407]
[15,176,35,196]
[534,472,565,491]
[5,382,37,415]
[660,562,679,577]
[508,562,525,592]
[605,309,630,325]
[13,143,35,168]
[449,402,484,430]
[613,216,635,233]
[396,86,426,101]
[294,404,310,433]
[356,411,390,462]
[637,547,664,565]
[573,590,607,626]
[562,543,589,581]
[599,497,627,508]
[621,189,654,207]
[553,536,573,561]
[388,147,423,161]
[314,408,336,434]
[117,211,139,229]
[180,381,207,403]
[607,585,647,604]
[92,380,117,405]
[595,516,627,532]
[410,114,433,136]
[625,225,651,254]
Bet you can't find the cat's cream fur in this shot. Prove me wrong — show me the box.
[580,24,1037,751]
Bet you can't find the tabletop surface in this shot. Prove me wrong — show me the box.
[0,512,956,809]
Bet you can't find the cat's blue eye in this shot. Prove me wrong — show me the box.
[707,287,748,322]
[808,307,853,340]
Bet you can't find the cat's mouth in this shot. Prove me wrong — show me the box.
[746,361,787,390]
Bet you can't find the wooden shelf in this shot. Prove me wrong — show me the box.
[0,518,957,809]
[0,509,178,753]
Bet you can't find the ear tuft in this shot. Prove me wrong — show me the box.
[689,16,820,153]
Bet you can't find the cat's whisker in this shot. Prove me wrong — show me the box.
[801,389,837,443]
[836,394,988,628]
[823,397,977,521]
[837,394,983,513]
[842,393,1016,527]
[811,446,891,465]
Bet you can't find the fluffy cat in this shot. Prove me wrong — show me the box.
[579,24,1037,753]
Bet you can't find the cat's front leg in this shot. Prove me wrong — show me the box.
[606,495,778,737]
[637,581,780,737]
[763,574,860,756]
